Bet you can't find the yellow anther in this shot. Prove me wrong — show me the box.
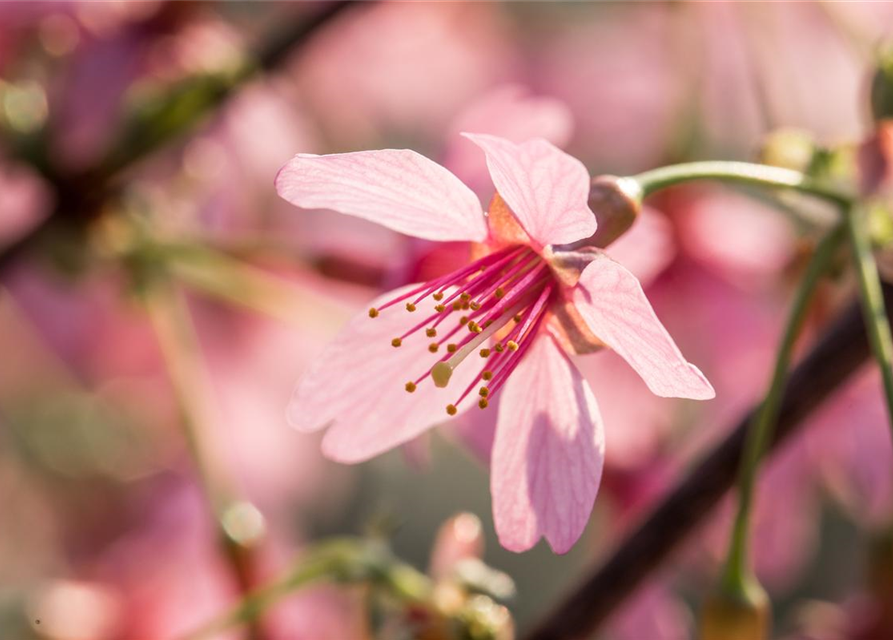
[479,386,489,397]
[435,304,446,313]
[462,302,471,310]
[507,340,519,351]
[446,404,458,416]
[478,398,489,409]
[368,308,379,318]
[406,302,417,312]
[469,301,481,311]
[479,348,490,358]
[426,328,437,338]
[432,362,453,388]
[452,301,463,311]
[460,293,471,301]
[471,324,483,334]
[513,314,523,323]
[391,338,402,347]
[467,321,479,332]
[494,288,505,299]
[405,381,417,393]
[428,343,439,353]
[447,343,458,353]
[459,316,469,326]
[494,343,504,353]
[433,292,444,301]
[482,371,493,381]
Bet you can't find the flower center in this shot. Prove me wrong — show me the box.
[369,244,555,414]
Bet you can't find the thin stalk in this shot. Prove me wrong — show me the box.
[633,161,852,208]
[846,205,893,428]
[722,223,846,595]
[145,280,267,639]
[177,538,431,640]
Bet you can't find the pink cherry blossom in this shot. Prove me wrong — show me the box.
[276,134,714,553]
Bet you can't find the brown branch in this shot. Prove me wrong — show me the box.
[526,286,888,640]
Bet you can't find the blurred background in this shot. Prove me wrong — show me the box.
[2,2,893,639]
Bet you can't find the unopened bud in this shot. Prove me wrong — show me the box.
[758,128,818,173]
[700,581,770,640]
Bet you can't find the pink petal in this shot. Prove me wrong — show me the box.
[574,252,715,400]
[287,285,483,463]
[462,133,597,247]
[490,332,605,554]
[275,149,487,242]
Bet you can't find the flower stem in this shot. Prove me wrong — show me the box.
[846,205,893,429]
[177,537,431,640]
[633,161,852,207]
[145,280,269,639]
[721,222,846,598]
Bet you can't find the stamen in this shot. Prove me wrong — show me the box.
[405,381,416,393]
[478,398,489,409]
[391,338,402,347]
[479,348,490,357]
[479,387,489,397]
[446,404,457,416]
[368,308,379,318]
[406,302,417,312]
[426,328,437,338]
[428,343,439,353]
[482,371,493,381]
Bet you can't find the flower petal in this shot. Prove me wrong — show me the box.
[287,285,484,463]
[490,332,605,554]
[462,133,596,247]
[275,149,487,242]
[574,252,715,400]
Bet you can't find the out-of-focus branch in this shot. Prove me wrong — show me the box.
[0,1,358,273]
[525,285,889,640]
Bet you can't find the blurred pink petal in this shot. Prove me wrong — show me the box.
[463,133,596,247]
[0,162,51,248]
[275,150,487,242]
[574,253,715,400]
[605,206,676,287]
[287,285,483,463]
[490,333,605,554]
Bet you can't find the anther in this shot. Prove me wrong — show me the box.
[471,324,483,334]
[426,328,437,338]
[452,301,463,311]
[469,301,481,311]
[494,288,505,299]
[433,292,444,301]
[467,321,479,332]
[428,343,439,353]
[482,371,493,381]
[446,404,458,416]
[479,348,490,358]
[507,340,519,351]
[435,304,446,313]
[447,343,458,353]
[406,303,417,312]
[391,338,403,347]
[479,387,489,397]
[368,308,379,318]
[432,362,453,388]
[460,293,471,302]
[478,398,489,409]
[513,314,522,323]
[459,316,469,326]
[405,381,417,393]
[462,302,471,310]
[494,343,504,353]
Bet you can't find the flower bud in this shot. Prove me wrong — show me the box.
[758,128,818,173]
[700,581,770,640]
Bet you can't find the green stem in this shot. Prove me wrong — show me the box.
[633,161,852,207]
[846,205,893,428]
[721,223,846,595]
[177,538,431,640]
[145,280,268,639]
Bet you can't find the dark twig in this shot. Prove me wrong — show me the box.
[0,1,358,273]
[526,287,887,640]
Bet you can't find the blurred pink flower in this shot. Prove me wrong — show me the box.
[276,135,713,552]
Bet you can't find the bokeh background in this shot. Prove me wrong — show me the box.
[2,2,893,639]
